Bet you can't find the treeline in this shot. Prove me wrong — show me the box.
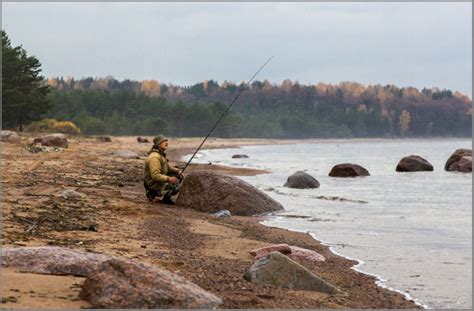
[44,77,472,138]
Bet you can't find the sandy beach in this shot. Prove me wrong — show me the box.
[1,135,420,309]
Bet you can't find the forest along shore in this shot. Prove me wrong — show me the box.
[1,135,420,309]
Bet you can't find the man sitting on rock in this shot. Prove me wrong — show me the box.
[143,135,183,205]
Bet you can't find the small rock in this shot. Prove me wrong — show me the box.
[232,154,249,158]
[137,137,150,143]
[396,155,433,172]
[59,189,83,199]
[26,144,63,153]
[284,171,320,189]
[445,149,472,172]
[213,210,231,218]
[243,252,338,293]
[250,244,292,260]
[113,150,140,159]
[33,133,68,148]
[1,246,114,276]
[79,259,222,309]
[96,136,112,142]
[329,163,370,177]
[1,130,20,143]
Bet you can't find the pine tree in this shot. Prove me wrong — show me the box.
[2,30,50,131]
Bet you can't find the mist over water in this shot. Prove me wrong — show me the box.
[185,139,472,309]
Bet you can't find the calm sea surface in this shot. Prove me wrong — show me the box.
[184,139,472,309]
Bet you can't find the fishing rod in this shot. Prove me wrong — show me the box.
[180,56,274,176]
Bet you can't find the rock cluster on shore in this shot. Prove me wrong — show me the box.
[177,170,283,216]
[2,246,222,309]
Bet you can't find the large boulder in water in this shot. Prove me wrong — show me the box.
[177,170,283,216]
[445,149,472,172]
[33,133,68,148]
[396,155,433,172]
[328,163,370,177]
[448,156,472,173]
[243,252,338,294]
[80,258,222,309]
[284,171,320,189]
[2,130,21,143]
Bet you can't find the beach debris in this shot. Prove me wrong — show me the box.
[59,189,84,199]
[137,136,150,143]
[213,209,231,218]
[396,155,433,172]
[250,244,325,262]
[1,130,21,143]
[250,244,292,259]
[232,154,249,158]
[177,170,283,216]
[243,252,338,293]
[328,163,370,177]
[284,171,320,189]
[26,143,64,153]
[1,246,114,276]
[96,136,112,142]
[113,150,140,159]
[33,133,69,148]
[80,258,223,309]
[445,149,472,172]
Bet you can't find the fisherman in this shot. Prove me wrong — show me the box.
[143,135,183,205]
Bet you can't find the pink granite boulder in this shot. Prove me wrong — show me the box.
[80,258,222,309]
[250,244,292,259]
[1,246,113,276]
[288,246,326,262]
[33,133,68,148]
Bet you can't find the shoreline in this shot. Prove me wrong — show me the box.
[181,139,428,309]
[1,135,421,309]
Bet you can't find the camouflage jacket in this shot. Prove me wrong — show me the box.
[143,148,180,186]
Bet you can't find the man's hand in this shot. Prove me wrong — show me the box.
[168,176,178,184]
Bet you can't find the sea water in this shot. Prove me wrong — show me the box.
[184,139,472,309]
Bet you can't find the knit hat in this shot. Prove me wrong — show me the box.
[153,135,168,146]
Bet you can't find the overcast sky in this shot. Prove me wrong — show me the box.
[2,2,472,97]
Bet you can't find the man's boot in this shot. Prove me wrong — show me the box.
[146,191,156,203]
[160,196,175,205]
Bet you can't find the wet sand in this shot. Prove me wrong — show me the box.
[1,135,420,309]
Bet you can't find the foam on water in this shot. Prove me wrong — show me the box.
[183,139,472,309]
